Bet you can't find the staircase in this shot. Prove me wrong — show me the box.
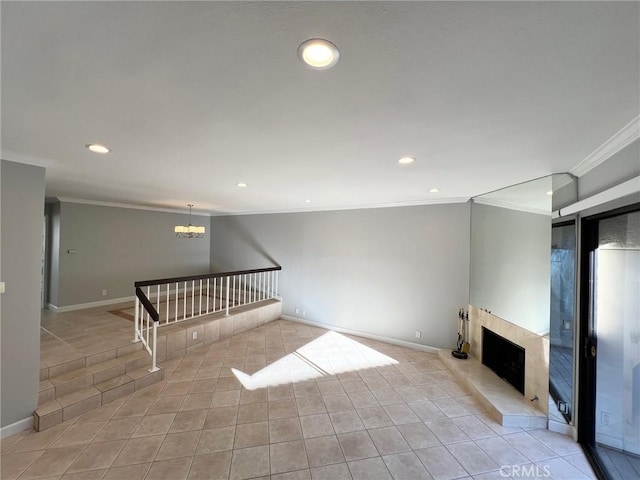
[35,297,283,431]
[35,342,164,431]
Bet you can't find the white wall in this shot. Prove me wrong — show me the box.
[210,203,471,349]
[1,160,46,427]
[51,202,211,308]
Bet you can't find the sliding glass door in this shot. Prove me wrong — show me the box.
[580,205,640,480]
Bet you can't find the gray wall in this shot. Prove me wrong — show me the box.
[1,160,46,427]
[470,202,551,334]
[210,203,471,349]
[52,202,211,307]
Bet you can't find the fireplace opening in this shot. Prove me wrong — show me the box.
[482,327,525,395]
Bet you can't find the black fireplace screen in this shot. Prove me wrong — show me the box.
[482,327,525,395]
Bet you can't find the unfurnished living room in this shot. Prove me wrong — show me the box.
[1,2,639,480]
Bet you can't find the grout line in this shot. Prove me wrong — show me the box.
[40,326,74,347]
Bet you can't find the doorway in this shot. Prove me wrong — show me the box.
[580,205,640,479]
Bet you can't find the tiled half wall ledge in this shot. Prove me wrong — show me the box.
[438,305,549,428]
[154,299,282,362]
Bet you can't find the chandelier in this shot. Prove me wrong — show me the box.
[174,204,206,238]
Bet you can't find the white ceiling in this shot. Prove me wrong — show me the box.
[2,1,638,215]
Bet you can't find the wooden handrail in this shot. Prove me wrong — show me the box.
[134,266,282,288]
[135,287,159,322]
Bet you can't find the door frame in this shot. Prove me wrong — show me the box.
[577,202,640,479]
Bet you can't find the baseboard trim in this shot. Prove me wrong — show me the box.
[548,419,575,438]
[1,417,33,439]
[48,296,135,313]
[281,315,441,354]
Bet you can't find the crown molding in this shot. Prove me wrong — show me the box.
[55,197,211,217]
[571,116,640,178]
[472,197,551,216]
[210,197,470,217]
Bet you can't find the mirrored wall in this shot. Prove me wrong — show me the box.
[469,173,578,422]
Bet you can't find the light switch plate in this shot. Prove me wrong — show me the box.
[0,282,5,294]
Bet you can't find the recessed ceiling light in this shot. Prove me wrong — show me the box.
[546,190,554,196]
[298,38,339,70]
[398,156,415,165]
[304,199,312,203]
[236,182,248,188]
[85,143,110,154]
[429,188,440,193]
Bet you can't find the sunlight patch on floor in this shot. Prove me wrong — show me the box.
[232,330,398,390]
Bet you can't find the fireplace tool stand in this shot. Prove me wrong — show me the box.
[452,308,470,359]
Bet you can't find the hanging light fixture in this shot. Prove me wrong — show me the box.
[174,204,206,238]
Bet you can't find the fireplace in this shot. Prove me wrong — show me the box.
[482,327,525,395]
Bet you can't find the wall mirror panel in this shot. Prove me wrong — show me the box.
[469,173,576,334]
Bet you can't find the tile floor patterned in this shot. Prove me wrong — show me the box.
[3,317,598,479]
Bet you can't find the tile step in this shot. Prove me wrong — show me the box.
[40,340,145,380]
[34,367,164,431]
[38,349,151,403]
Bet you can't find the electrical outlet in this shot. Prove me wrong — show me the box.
[558,401,569,414]
[601,411,611,425]
[302,310,306,317]
[192,331,198,340]
[415,331,421,339]
[295,308,300,315]
[101,289,107,296]
[564,321,571,330]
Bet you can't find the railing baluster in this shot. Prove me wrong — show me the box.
[213,278,217,312]
[225,276,230,316]
[149,321,159,373]
[206,279,210,314]
[191,280,195,318]
[199,279,202,316]
[183,281,187,320]
[166,283,170,324]
[133,296,140,342]
[175,282,179,322]
[156,285,160,315]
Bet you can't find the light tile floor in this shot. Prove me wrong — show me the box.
[3,318,597,480]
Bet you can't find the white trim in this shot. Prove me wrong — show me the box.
[472,197,550,216]
[50,196,470,218]
[571,116,640,177]
[1,417,33,439]
[552,173,574,192]
[210,198,470,217]
[281,315,441,354]
[48,296,135,313]
[56,197,210,216]
[548,419,574,438]
[558,175,640,217]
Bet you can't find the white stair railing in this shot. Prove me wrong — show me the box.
[134,267,281,371]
